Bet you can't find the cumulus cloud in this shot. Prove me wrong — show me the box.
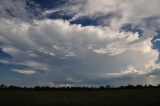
[0,0,160,86]
[0,17,159,86]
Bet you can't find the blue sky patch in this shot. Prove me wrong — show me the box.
[0,48,12,60]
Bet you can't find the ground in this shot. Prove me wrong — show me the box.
[0,88,160,106]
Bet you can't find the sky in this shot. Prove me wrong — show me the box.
[0,0,160,87]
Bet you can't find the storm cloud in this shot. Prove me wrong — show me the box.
[0,0,160,87]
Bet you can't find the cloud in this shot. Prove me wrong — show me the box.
[0,0,31,21]
[51,0,160,37]
[0,17,159,86]
[13,69,36,75]
[0,0,41,22]
[44,81,71,88]
[101,64,160,86]
[154,38,160,43]
[0,0,160,86]
[0,48,12,59]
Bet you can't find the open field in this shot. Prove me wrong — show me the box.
[0,88,160,106]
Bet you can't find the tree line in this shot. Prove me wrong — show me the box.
[0,84,160,90]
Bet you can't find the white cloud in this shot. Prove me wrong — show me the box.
[154,38,160,43]
[13,69,36,75]
[0,0,160,86]
[66,77,83,83]
[43,82,71,88]
[0,0,42,22]
[53,0,160,38]
[0,19,158,79]
[43,8,62,16]
[102,64,160,86]
[94,37,156,56]
[0,0,33,22]
[104,66,145,77]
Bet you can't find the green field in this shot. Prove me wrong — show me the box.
[0,88,160,106]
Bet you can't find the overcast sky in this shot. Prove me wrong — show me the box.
[0,0,160,87]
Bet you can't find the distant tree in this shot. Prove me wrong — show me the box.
[135,85,143,88]
[148,85,154,88]
[34,86,41,90]
[105,85,111,89]
[144,84,148,88]
[0,83,160,90]
[0,84,6,89]
[99,86,105,90]
[126,84,134,89]
[119,86,125,89]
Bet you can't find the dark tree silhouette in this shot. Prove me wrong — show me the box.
[0,84,160,90]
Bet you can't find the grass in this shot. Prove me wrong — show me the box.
[0,88,160,106]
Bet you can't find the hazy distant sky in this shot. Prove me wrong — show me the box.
[0,0,160,87]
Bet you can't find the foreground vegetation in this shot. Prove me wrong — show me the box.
[0,88,160,106]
